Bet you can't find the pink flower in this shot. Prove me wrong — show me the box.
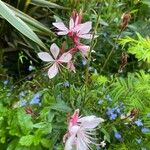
[69,44,90,57]
[38,43,72,79]
[53,17,93,40]
[76,44,90,57]
[67,61,76,73]
[64,109,104,150]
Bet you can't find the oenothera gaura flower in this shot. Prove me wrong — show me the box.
[38,43,72,79]
[76,44,90,57]
[64,109,104,150]
[69,44,90,57]
[53,16,93,40]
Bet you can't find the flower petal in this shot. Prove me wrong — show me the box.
[64,134,76,150]
[38,52,54,62]
[74,22,92,35]
[69,18,75,30]
[53,22,68,32]
[48,63,58,79]
[76,129,89,150]
[58,52,72,63]
[77,45,90,57]
[50,43,60,59]
[57,31,69,35]
[67,61,76,73]
[78,116,104,129]
[79,34,98,39]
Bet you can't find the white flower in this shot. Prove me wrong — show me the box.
[38,43,72,79]
[64,109,104,150]
[100,141,106,148]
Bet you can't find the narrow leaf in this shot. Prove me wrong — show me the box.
[6,3,55,36]
[0,0,47,49]
[30,0,69,9]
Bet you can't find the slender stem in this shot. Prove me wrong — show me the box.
[81,12,101,110]
[85,13,101,87]
[100,30,123,73]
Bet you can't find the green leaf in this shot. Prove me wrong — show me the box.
[0,0,46,50]
[50,101,72,112]
[19,135,34,146]
[6,3,55,36]
[142,0,150,7]
[41,139,51,148]
[101,128,111,143]
[17,109,33,134]
[99,18,108,26]
[30,0,68,9]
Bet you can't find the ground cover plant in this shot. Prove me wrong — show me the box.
[0,0,150,150]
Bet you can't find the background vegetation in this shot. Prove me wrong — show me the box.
[0,0,150,149]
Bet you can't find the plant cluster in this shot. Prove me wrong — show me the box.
[0,0,150,150]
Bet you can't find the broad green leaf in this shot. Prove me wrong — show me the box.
[0,0,46,49]
[30,0,68,9]
[6,3,55,36]
[19,135,34,146]
[50,101,72,112]
[17,109,33,134]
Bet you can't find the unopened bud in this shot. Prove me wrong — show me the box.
[120,12,131,31]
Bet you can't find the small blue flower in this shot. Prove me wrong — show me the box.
[3,80,9,85]
[19,99,27,107]
[141,127,150,133]
[30,93,41,105]
[135,119,143,127]
[110,113,117,120]
[106,108,115,115]
[28,65,35,71]
[98,99,104,105]
[115,107,121,114]
[135,138,142,144]
[63,81,70,87]
[106,108,117,120]
[114,132,122,140]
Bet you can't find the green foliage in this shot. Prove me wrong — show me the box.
[0,0,150,150]
[120,33,150,63]
[0,0,46,49]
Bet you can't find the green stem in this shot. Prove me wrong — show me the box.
[100,30,123,73]
[81,12,101,110]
